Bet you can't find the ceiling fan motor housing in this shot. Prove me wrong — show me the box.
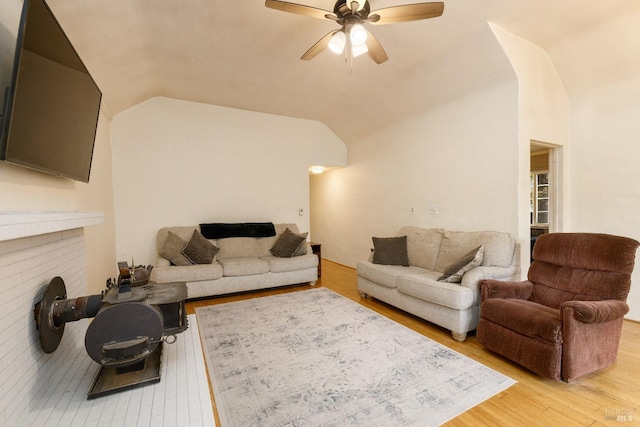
[334,0,370,21]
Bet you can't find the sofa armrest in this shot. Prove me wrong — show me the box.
[460,265,521,306]
[479,279,533,303]
[155,257,170,268]
[150,257,170,282]
[461,265,520,290]
[561,300,629,323]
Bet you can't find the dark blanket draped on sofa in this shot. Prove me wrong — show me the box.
[200,222,276,239]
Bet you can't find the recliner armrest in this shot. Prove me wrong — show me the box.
[480,279,533,303]
[561,300,629,323]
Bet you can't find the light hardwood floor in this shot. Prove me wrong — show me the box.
[187,259,640,426]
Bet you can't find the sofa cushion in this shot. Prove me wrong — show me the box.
[217,237,259,259]
[398,227,444,270]
[159,231,192,266]
[218,258,270,277]
[357,261,426,289]
[372,236,410,266]
[263,254,318,273]
[397,272,476,310]
[182,230,219,264]
[152,262,223,283]
[438,245,484,283]
[271,228,306,257]
[435,230,515,271]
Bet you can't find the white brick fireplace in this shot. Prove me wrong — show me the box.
[0,212,214,426]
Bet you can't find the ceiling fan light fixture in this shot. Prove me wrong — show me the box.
[351,43,368,57]
[349,23,367,45]
[265,0,445,66]
[328,30,346,54]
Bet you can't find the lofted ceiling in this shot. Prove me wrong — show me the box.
[35,0,640,142]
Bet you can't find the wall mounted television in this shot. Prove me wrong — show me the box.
[0,0,102,183]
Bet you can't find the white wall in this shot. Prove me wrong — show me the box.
[0,229,89,425]
[110,97,346,265]
[1,2,116,295]
[490,24,569,274]
[559,9,640,321]
[0,111,117,294]
[311,20,640,322]
[312,79,519,267]
[491,19,640,321]
[490,25,569,146]
[311,23,520,269]
[80,113,118,294]
[569,78,640,320]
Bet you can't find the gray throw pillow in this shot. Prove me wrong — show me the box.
[372,236,410,266]
[271,228,306,258]
[159,232,192,266]
[293,232,309,256]
[182,230,219,264]
[438,245,484,283]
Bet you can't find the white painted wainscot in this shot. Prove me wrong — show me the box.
[0,211,214,426]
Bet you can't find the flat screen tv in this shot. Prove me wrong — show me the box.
[0,0,102,183]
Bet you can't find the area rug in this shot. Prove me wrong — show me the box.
[196,288,515,426]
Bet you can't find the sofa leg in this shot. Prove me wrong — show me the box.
[310,281,317,287]
[358,291,368,298]
[451,331,467,342]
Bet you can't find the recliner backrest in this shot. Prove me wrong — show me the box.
[527,233,639,309]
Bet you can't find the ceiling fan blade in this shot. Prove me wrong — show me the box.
[265,0,335,20]
[365,30,388,64]
[301,30,339,61]
[370,2,444,25]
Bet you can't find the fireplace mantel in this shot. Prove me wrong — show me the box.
[0,211,104,242]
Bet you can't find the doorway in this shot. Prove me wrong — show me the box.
[530,141,563,260]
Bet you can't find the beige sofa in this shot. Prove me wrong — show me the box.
[150,223,318,299]
[357,226,519,341]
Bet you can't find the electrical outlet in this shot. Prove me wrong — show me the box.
[428,204,438,215]
[411,207,416,215]
[298,208,304,216]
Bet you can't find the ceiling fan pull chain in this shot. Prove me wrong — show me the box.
[346,29,354,72]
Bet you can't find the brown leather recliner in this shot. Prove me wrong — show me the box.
[477,232,639,381]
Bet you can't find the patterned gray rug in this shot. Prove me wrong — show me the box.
[196,288,515,426]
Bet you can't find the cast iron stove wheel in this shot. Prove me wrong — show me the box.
[34,276,67,353]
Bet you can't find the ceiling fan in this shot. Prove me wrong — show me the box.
[265,0,444,64]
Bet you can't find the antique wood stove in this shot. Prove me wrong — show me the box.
[34,263,188,398]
